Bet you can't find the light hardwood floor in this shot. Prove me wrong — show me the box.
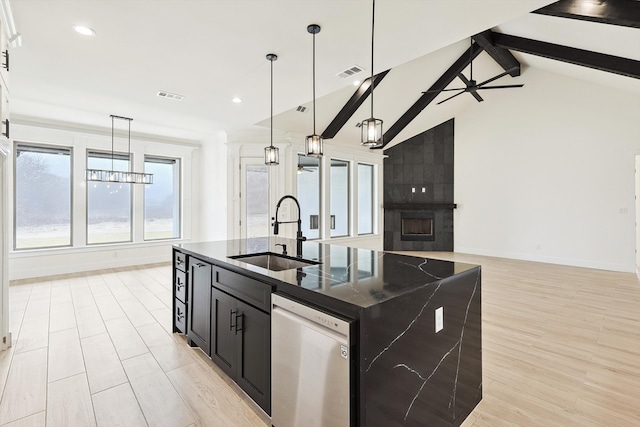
[1,254,638,427]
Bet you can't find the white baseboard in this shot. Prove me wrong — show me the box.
[454,246,634,274]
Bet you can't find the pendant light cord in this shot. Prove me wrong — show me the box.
[270,57,274,148]
[370,0,375,117]
[111,115,115,172]
[128,118,132,173]
[312,30,316,134]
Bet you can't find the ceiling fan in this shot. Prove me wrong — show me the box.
[423,38,524,105]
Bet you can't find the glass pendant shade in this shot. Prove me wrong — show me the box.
[264,145,279,165]
[305,134,323,157]
[361,117,383,146]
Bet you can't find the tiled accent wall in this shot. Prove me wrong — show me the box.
[383,118,455,251]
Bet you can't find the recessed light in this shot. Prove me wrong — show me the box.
[73,25,96,36]
[353,80,361,86]
[232,97,242,103]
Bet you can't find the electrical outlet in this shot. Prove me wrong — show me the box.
[421,187,426,193]
[411,187,415,193]
[435,307,444,333]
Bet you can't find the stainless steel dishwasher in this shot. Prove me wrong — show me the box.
[271,293,352,427]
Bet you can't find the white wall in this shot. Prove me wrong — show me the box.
[454,67,640,272]
[196,132,228,242]
[9,121,201,279]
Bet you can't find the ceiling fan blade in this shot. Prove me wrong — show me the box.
[422,87,466,93]
[476,67,520,87]
[476,84,524,90]
[437,90,465,105]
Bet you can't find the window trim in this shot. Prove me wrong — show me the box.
[13,142,74,251]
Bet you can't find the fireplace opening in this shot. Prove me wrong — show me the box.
[401,212,435,241]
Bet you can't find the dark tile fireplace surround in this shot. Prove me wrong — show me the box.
[384,118,455,251]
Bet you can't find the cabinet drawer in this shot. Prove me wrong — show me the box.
[175,270,187,302]
[174,251,187,272]
[214,267,272,313]
[175,299,186,333]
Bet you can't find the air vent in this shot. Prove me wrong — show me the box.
[337,65,364,79]
[296,106,307,113]
[157,91,184,101]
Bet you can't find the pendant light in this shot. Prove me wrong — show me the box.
[264,53,279,166]
[361,0,383,147]
[85,115,153,184]
[304,24,323,158]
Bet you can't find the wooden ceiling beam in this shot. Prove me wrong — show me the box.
[473,30,520,77]
[492,32,640,79]
[372,42,483,149]
[321,70,390,140]
[533,0,640,29]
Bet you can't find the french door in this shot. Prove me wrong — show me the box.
[240,158,270,239]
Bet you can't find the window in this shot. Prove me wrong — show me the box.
[86,151,132,244]
[297,154,320,239]
[330,159,349,237]
[14,144,72,249]
[358,163,374,234]
[144,156,180,240]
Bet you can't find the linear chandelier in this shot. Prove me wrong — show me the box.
[85,115,153,184]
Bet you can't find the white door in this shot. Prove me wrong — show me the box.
[240,158,270,239]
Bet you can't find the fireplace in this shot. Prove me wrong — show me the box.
[401,212,435,241]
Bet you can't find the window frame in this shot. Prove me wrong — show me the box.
[357,162,375,236]
[85,149,134,245]
[329,157,351,238]
[296,153,322,241]
[13,142,74,251]
[143,155,182,241]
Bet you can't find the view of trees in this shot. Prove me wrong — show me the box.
[15,150,71,227]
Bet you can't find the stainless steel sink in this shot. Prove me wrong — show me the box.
[229,252,320,271]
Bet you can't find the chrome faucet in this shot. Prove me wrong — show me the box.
[272,195,306,258]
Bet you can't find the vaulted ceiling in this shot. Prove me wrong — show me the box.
[9,0,640,145]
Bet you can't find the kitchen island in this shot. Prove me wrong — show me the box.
[172,237,481,427]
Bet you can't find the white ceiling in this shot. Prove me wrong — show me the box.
[9,1,639,147]
[10,0,560,142]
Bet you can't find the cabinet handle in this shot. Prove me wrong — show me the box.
[230,309,237,331]
[176,259,184,267]
[2,119,8,140]
[195,262,206,268]
[175,282,184,290]
[235,312,243,334]
[2,50,8,72]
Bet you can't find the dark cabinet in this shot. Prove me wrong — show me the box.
[172,250,272,415]
[211,283,271,414]
[235,298,270,412]
[187,257,212,354]
[210,286,236,377]
[173,250,188,333]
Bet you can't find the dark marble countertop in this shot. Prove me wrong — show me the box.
[175,237,478,311]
